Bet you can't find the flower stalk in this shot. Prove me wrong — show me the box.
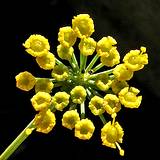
[80,54,87,72]
[70,52,79,71]
[85,54,99,73]
[80,101,85,119]
[0,119,35,160]
[91,63,104,73]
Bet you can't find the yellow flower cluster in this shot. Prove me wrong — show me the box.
[23,35,55,70]
[14,13,148,157]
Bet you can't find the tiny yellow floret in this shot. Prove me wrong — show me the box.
[23,34,50,57]
[113,64,134,81]
[33,109,56,134]
[57,44,74,61]
[111,80,129,94]
[123,47,148,71]
[75,118,95,140]
[35,78,54,93]
[72,14,94,38]
[51,65,69,81]
[118,87,142,108]
[15,71,36,91]
[62,110,80,130]
[70,86,87,104]
[25,128,34,135]
[101,119,124,156]
[36,52,55,70]
[79,37,96,56]
[95,73,112,91]
[100,47,120,67]
[104,94,121,115]
[96,36,117,56]
[51,92,70,111]
[58,26,77,48]
[31,91,51,111]
[88,96,105,116]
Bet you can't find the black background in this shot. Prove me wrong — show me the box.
[1,0,159,159]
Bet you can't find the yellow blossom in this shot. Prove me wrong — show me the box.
[118,87,142,108]
[33,109,56,134]
[58,26,77,48]
[62,110,80,130]
[15,71,36,91]
[70,86,87,104]
[72,14,94,38]
[23,34,50,57]
[111,79,129,94]
[79,37,96,56]
[51,92,70,111]
[104,94,121,115]
[31,91,51,111]
[51,65,69,81]
[36,52,55,70]
[88,96,105,116]
[35,78,54,93]
[57,44,74,61]
[100,47,120,67]
[95,73,112,91]
[75,118,95,140]
[113,64,134,81]
[101,117,124,156]
[123,47,148,71]
[96,36,117,56]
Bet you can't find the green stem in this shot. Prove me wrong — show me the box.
[35,77,57,83]
[85,54,99,73]
[80,101,85,119]
[89,69,113,79]
[86,88,92,100]
[87,80,95,85]
[70,53,79,71]
[99,114,107,125]
[91,63,104,73]
[69,103,77,110]
[109,74,115,80]
[53,82,63,88]
[80,54,87,73]
[83,56,87,70]
[88,87,101,97]
[55,58,65,66]
[49,104,56,112]
[0,119,35,160]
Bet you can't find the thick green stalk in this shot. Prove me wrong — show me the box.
[0,119,35,160]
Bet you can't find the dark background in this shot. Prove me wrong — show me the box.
[1,0,159,159]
